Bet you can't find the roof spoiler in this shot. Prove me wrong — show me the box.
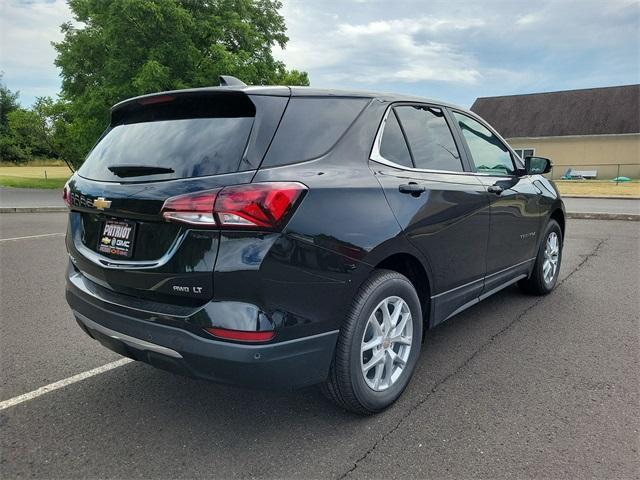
[219,75,247,87]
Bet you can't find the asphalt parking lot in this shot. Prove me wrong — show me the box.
[1,213,638,479]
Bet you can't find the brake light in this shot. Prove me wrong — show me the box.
[138,94,174,105]
[205,327,275,342]
[160,182,307,230]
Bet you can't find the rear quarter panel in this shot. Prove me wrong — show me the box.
[233,100,418,340]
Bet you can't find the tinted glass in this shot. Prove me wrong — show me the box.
[262,97,369,167]
[78,117,254,182]
[453,112,515,175]
[394,106,462,171]
[379,110,412,168]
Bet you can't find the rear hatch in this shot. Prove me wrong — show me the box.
[65,88,289,306]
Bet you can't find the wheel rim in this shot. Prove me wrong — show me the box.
[543,231,560,285]
[360,296,413,392]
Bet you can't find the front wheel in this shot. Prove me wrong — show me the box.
[321,270,423,414]
[519,219,563,295]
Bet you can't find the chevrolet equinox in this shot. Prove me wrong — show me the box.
[64,77,565,414]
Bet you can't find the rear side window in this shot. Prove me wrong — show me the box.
[262,97,369,167]
[78,94,255,182]
[379,111,412,168]
[394,106,462,172]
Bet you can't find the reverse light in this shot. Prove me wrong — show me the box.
[205,327,275,342]
[161,190,219,226]
[160,182,307,230]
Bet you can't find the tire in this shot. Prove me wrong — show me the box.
[321,269,423,415]
[519,219,563,295]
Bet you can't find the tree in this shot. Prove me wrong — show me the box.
[0,75,24,161]
[54,0,309,167]
[0,75,20,132]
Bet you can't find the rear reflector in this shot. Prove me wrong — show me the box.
[205,328,275,342]
[161,182,307,230]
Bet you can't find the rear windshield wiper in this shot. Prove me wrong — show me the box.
[107,165,175,178]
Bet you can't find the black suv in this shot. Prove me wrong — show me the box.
[64,79,565,414]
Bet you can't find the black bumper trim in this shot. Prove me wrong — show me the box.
[68,280,339,389]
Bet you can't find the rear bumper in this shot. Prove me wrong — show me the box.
[66,271,338,390]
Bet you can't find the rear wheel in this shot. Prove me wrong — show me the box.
[321,270,422,414]
[519,219,563,295]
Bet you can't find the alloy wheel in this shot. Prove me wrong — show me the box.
[360,296,413,392]
[543,231,560,284]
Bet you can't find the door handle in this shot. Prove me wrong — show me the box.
[488,184,504,195]
[399,183,426,196]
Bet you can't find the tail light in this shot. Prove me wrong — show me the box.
[161,190,218,226]
[62,181,72,208]
[161,182,307,230]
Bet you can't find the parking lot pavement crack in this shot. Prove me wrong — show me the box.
[338,237,608,480]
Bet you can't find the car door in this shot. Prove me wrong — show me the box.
[449,110,544,295]
[370,103,491,326]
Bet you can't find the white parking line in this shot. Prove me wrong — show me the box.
[0,358,134,411]
[0,232,65,242]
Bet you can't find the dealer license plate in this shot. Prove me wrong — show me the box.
[97,218,136,258]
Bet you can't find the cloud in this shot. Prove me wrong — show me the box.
[515,13,542,26]
[1,0,638,108]
[0,0,73,106]
[275,0,639,105]
[275,12,484,87]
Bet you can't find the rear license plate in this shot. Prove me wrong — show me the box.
[97,218,136,258]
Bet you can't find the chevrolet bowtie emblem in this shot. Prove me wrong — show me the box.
[93,197,112,210]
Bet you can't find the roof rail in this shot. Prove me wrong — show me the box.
[219,75,247,87]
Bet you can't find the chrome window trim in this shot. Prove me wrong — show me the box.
[369,103,512,177]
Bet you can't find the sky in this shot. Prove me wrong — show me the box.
[1,0,639,108]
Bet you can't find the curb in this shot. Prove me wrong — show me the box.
[0,206,67,213]
[566,212,640,221]
[562,195,640,200]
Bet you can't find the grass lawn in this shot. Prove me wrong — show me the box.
[554,180,640,198]
[1,164,638,198]
[0,165,73,189]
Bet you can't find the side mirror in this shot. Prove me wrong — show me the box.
[525,156,552,175]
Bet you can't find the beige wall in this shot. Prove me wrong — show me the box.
[508,134,640,179]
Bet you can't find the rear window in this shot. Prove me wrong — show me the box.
[78,94,255,182]
[262,97,369,167]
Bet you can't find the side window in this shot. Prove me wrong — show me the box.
[379,110,412,168]
[394,106,463,171]
[453,112,515,175]
[262,97,369,167]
